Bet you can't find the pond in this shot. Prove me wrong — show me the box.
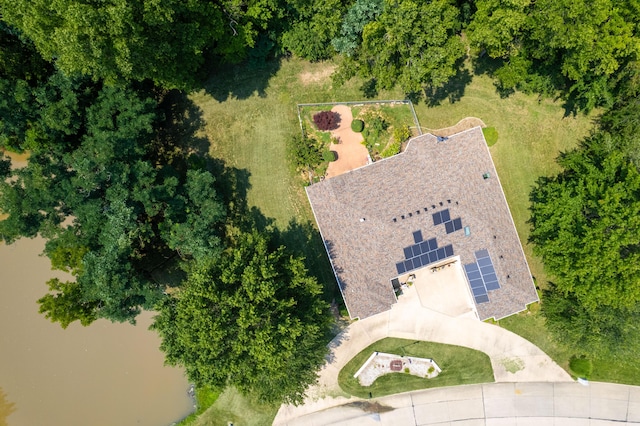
[0,237,193,426]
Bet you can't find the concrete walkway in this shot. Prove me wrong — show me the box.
[274,273,571,424]
[326,104,370,178]
[278,382,640,425]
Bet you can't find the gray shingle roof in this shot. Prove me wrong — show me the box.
[306,127,538,320]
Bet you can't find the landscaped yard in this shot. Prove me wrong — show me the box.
[338,338,494,399]
[298,100,420,165]
[184,56,601,423]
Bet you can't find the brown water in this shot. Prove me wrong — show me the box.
[0,237,194,426]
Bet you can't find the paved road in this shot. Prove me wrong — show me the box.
[277,382,640,425]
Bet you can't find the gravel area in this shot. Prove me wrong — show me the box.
[354,352,441,386]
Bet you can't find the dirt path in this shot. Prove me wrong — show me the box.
[326,105,370,179]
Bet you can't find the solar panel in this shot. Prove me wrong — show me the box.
[396,262,406,274]
[469,278,485,289]
[428,251,438,263]
[432,212,443,226]
[404,260,413,271]
[420,253,429,265]
[445,221,454,234]
[464,263,479,273]
[477,257,493,267]
[475,294,490,304]
[444,245,454,257]
[472,287,487,296]
[428,238,438,251]
[485,280,500,291]
[441,209,451,222]
[413,230,423,243]
[453,218,462,231]
[480,265,495,275]
[466,271,482,280]
[436,247,445,260]
[483,273,497,282]
[404,247,413,259]
[412,245,421,257]
[475,249,490,259]
[420,241,430,253]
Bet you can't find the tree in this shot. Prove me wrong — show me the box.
[281,0,346,61]
[468,0,640,111]
[0,0,263,88]
[336,0,465,96]
[152,230,331,404]
[287,133,323,177]
[0,75,227,325]
[331,0,384,56]
[529,112,640,354]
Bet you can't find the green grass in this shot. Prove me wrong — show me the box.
[177,387,221,425]
[482,126,499,146]
[191,388,278,426]
[338,338,494,399]
[569,356,593,379]
[499,306,640,385]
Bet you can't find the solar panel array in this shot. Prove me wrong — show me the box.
[396,236,454,275]
[464,249,501,304]
[432,209,464,234]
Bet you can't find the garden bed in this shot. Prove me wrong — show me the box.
[354,352,441,386]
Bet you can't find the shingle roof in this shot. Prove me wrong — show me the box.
[306,127,538,320]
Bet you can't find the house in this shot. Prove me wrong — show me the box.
[306,127,538,320]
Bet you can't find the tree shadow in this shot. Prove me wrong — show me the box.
[201,57,282,102]
[153,89,211,167]
[424,67,473,107]
[275,220,339,303]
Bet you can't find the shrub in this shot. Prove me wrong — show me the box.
[393,126,411,143]
[569,356,593,378]
[363,116,388,140]
[380,141,400,158]
[313,111,340,131]
[351,119,364,133]
[482,127,499,146]
[322,149,337,162]
[404,367,410,373]
[427,366,435,374]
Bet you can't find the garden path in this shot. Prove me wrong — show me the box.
[326,105,370,178]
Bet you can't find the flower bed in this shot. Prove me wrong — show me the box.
[354,351,441,386]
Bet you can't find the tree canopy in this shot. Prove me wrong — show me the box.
[334,0,465,96]
[152,230,331,404]
[529,93,640,355]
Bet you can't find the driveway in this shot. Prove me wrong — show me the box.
[274,268,572,424]
[277,382,640,425]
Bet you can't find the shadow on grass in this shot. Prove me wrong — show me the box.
[424,67,473,107]
[202,58,283,102]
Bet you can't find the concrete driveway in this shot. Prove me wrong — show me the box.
[274,267,572,424]
[278,382,640,425]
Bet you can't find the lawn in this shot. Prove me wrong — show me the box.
[191,388,278,426]
[338,338,494,399]
[499,306,640,385]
